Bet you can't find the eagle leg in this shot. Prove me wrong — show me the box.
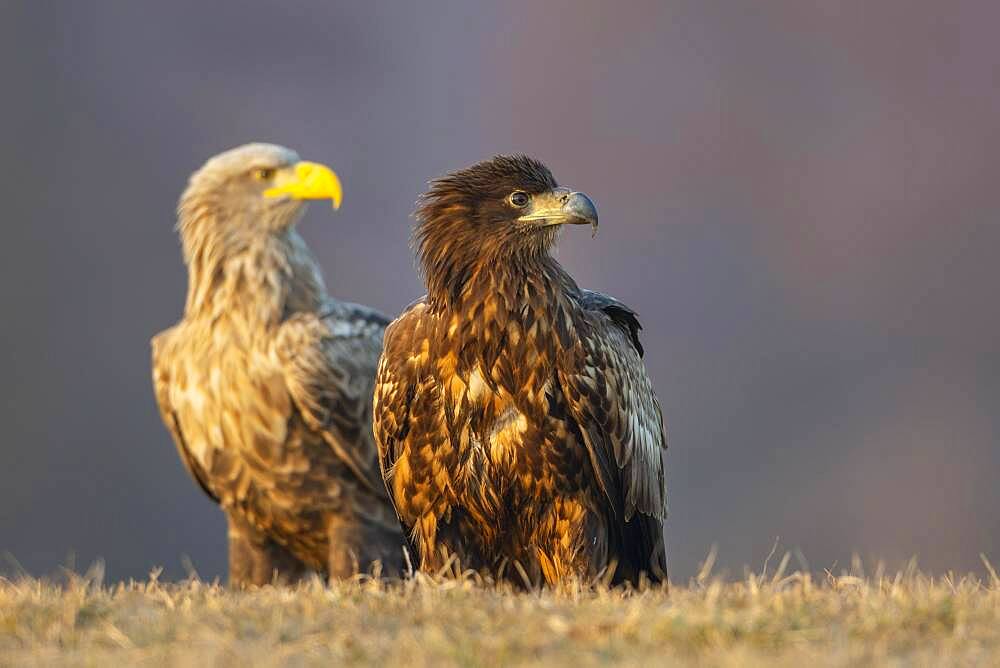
[417,507,494,578]
[226,514,307,587]
[326,513,405,580]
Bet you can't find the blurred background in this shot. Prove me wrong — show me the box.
[2,1,998,582]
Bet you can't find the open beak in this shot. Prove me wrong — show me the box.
[264,161,343,209]
[517,188,599,237]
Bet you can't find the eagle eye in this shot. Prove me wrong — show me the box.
[251,167,276,181]
[509,191,530,207]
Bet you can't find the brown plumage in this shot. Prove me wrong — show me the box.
[152,143,403,586]
[373,155,668,586]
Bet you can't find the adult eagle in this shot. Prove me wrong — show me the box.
[373,155,668,585]
[152,143,403,586]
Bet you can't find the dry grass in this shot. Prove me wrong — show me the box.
[1,557,999,667]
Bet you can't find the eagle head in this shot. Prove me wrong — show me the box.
[415,154,598,304]
[177,143,342,263]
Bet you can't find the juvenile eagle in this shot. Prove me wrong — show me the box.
[373,155,668,585]
[152,143,403,586]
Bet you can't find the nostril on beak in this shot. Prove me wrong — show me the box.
[558,193,570,204]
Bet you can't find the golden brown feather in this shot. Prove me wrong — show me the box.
[373,155,668,586]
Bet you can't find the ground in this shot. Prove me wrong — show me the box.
[1,559,998,667]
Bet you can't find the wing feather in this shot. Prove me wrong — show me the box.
[559,291,667,522]
[273,300,390,501]
[372,299,425,513]
[151,329,219,504]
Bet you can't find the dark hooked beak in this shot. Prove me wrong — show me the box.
[518,187,599,237]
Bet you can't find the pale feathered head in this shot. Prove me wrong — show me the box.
[177,143,342,264]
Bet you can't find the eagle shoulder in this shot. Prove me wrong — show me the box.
[372,298,428,480]
[578,289,644,357]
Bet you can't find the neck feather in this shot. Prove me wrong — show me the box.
[179,207,325,325]
[417,204,563,309]
[440,252,582,377]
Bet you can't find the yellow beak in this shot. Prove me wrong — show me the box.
[264,161,343,209]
